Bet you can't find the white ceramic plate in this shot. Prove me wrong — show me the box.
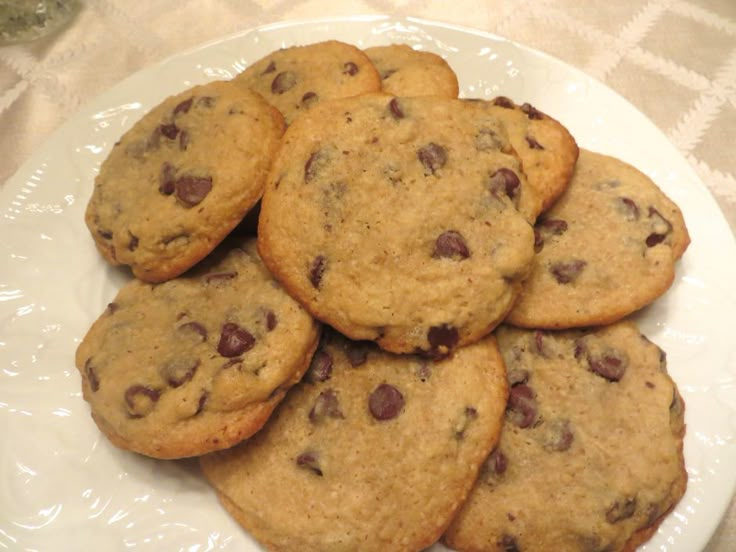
[1,15,735,551]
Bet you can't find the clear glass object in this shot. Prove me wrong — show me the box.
[0,0,79,45]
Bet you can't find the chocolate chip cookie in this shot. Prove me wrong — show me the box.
[506,148,690,329]
[200,330,508,552]
[469,96,579,214]
[258,93,537,355]
[444,322,687,552]
[85,80,285,283]
[364,43,459,97]
[75,237,320,459]
[233,40,381,125]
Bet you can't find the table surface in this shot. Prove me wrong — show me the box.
[1,1,734,550]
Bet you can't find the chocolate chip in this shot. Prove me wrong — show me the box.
[175,175,212,207]
[128,233,139,252]
[427,324,459,356]
[537,218,568,236]
[487,168,521,204]
[342,61,359,75]
[646,206,673,247]
[499,534,520,552]
[454,406,479,439]
[197,96,216,108]
[485,448,508,476]
[106,302,119,314]
[304,150,328,183]
[159,122,179,140]
[520,102,544,120]
[493,96,514,109]
[84,358,100,392]
[388,97,404,119]
[345,341,370,367]
[301,91,318,107]
[507,384,537,428]
[309,255,327,289]
[271,71,297,94]
[417,143,447,175]
[618,197,640,221]
[98,229,113,240]
[606,497,637,523]
[217,322,255,357]
[475,127,504,151]
[306,349,333,383]
[173,97,193,116]
[369,383,404,421]
[124,385,160,418]
[533,330,549,357]
[205,271,237,285]
[265,309,278,331]
[587,349,628,382]
[296,451,323,476]
[195,392,208,415]
[179,129,190,151]
[433,230,470,260]
[159,358,199,388]
[542,419,574,451]
[525,135,544,150]
[261,61,276,75]
[309,389,345,423]
[159,162,176,195]
[177,321,208,342]
[549,259,586,284]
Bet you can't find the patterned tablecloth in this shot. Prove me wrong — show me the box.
[1,1,734,550]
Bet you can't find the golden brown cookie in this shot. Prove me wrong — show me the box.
[233,40,381,124]
[444,322,687,552]
[364,43,459,97]
[506,149,690,329]
[85,80,284,283]
[257,93,538,355]
[75,238,320,459]
[201,330,508,552]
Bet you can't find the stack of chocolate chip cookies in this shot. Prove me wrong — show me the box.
[77,39,690,551]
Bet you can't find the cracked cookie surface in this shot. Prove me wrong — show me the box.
[75,238,320,459]
[85,80,285,283]
[201,330,508,552]
[444,322,687,552]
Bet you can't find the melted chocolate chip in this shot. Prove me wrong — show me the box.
[549,259,587,284]
[486,448,508,476]
[173,97,193,116]
[261,61,276,75]
[487,168,521,204]
[520,102,544,120]
[159,122,179,140]
[618,197,640,221]
[507,384,537,428]
[343,61,359,75]
[417,143,447,175]
[98,229,113,240]
[195,392,208,415]
[493,96,514,109]
[499,534,520,552]
[588,349,628,382]
[345,341,370,367]
[271,71,297,94]
[301,91,318,107]
[534,330,549,357]
[304,150,327,183]
[525,135,544,150]
[265,309,278,331]
[507,368,530,387]
[427,324,459,354]
[175,175,212,207]
[454,406,479,439]
[309,255,327,289]
[306,349,333,383]
[309,388,345,423]
[84,358,100,392]
[388,97,404,119]
[433,230,470,260]
[296,451,323,476]
[128,233,139,252]
[646,206,673,247]
[159,358,199,388]
[369,383,405,421]
[606,497,637,523]
[217,323,255,357]
[159,162,176,195]
[124,385,160,418]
